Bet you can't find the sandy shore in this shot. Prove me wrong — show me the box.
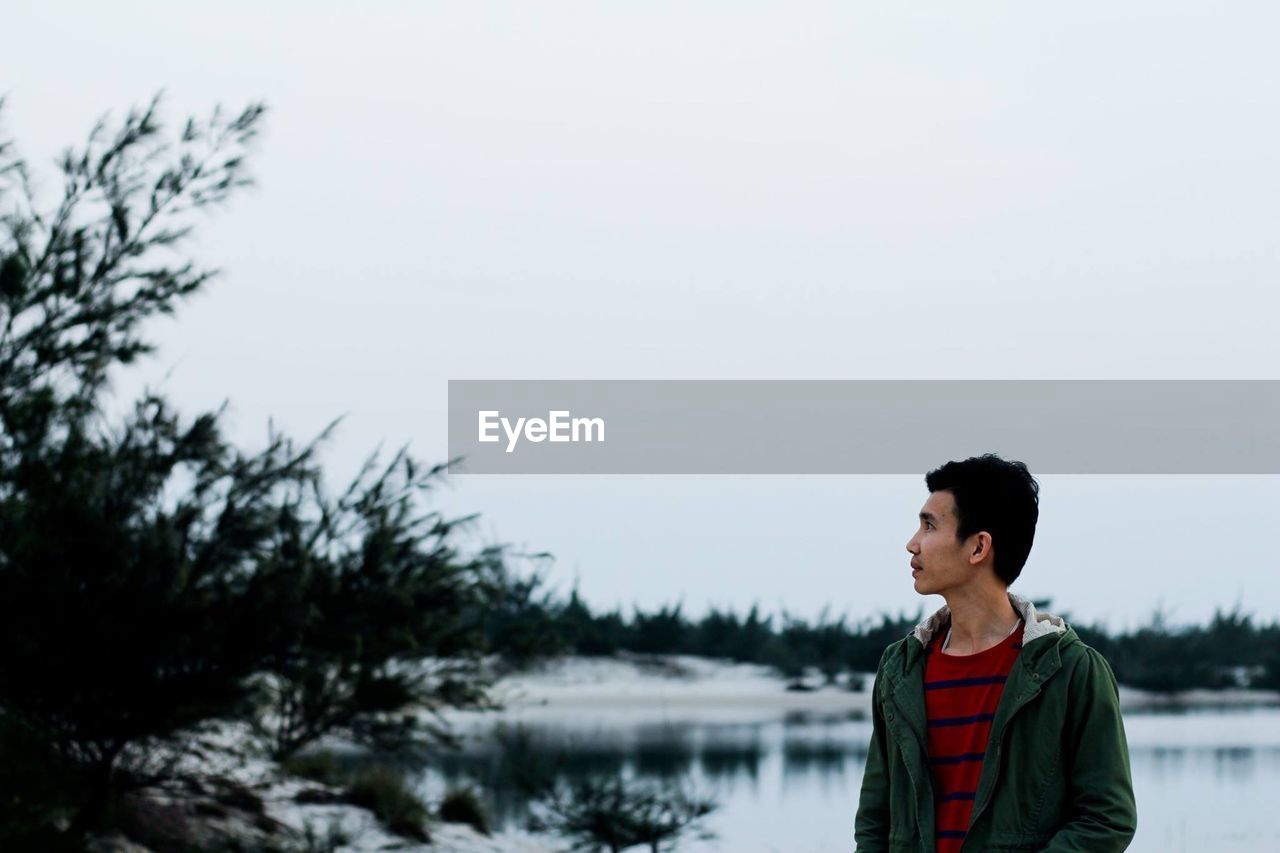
[444,653,1280,730]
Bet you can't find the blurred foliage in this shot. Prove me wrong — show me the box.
[482,570,1280,697]
[527,773,716,853]
[0,94,507,844]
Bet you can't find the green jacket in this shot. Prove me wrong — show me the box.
[854,593,1137,852]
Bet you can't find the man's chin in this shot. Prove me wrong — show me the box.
[912,575,944,597]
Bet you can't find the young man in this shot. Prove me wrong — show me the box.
[854,454,1136,852]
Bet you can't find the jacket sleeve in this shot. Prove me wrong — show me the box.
[854,648,893,851]
[1042,647,1138,852]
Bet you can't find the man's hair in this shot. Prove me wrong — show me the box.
[925,453,1040,586]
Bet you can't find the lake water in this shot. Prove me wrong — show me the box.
[416,705,1280,852]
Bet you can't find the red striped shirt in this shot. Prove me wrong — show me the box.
[923,618,1024,852]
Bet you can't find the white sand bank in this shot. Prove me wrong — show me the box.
[445,653,1280,730]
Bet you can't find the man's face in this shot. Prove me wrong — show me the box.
[905,490,978,597]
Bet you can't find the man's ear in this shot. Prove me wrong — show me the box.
[968,532,993,565]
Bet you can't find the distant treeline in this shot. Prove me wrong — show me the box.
[483,570,1280,694]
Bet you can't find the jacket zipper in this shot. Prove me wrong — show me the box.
[960,681,1042,851]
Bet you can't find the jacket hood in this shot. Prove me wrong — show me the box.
[910,591,1069,648]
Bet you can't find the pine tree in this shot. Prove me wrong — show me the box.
[0,94,498,838]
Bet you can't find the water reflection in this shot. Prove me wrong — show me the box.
[412,707,1280,851]
[781,738,856,780]
[698,741,764,784]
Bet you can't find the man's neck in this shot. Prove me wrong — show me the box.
[941,585,1020,656]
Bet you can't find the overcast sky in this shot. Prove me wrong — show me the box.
[5,1,1277,628]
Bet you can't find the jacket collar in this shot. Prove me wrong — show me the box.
[880,591,1076,827]
[910,591,1068,648]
